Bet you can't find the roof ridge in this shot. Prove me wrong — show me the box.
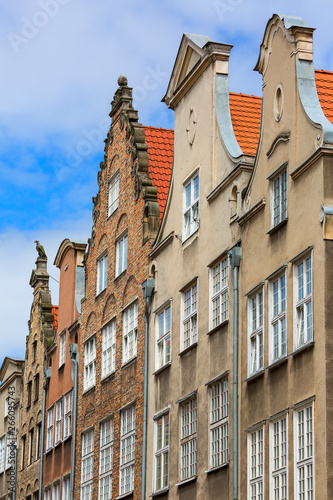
[143,125,174,132]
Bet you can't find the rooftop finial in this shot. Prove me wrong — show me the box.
[118,75,128,87]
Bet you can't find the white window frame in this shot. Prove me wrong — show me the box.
[271,168,287,227]
[155,302,171,370]
[122,301,138,364]
[44,488,51,500]
[180,396,197,481]
[181,280,198,351]
[46,406,54,451]
[55,398,63,445]
[97,253,108,295]
[62,475,71,500]
[102,319,116,378]
[154,411,170,492]
[248,286,264,376]
[120,406,135,496]
[4,397,9,418]
[209,378,229,469]
[84,337,96,392]
[294,403,314,500]
[269,272,287,363]
[99,417,113,500]
[116,232,128,277]
[248,426,264,500]
[52,481,60,500]
[209,256,229,330]
[108,171,120,217]
[81,428,94,500]
[0,435,5,473]
[59,331,66,367]
[293,253,313,349]
[269,414,288,500]
[64,390,73,439]
[183,170,199,240]
[6,432,14,469]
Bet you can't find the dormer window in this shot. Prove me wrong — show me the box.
[183,171,199,240]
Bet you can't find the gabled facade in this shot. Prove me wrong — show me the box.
[42,239,86,500]
[17,252,56,500]
[238,14,333,499]
[0,357,24,500]
[74,77,173,500]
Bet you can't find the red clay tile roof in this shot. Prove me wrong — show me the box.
[315,69,333,123]
[229,92,262,156]
[144,126,174,219]
[52,305,58,332]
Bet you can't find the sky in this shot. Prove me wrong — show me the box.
[1,0,333,363]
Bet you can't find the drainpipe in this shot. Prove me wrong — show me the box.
[228,246,241,500]
[141,279,155,500]
[70,344,78,500]
[39,368,51,500]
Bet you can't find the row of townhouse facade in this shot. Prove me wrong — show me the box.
[2,11,333,500]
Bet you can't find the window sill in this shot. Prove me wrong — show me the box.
[153,362,171,376]
[182,227,199,245]
[116,491,133,500]
[122,357,137,369]
[243,369,265,383]
[114,270,127,282]
[58,363,65,372]
[292,340,315,358]
[45,447,53,455]
[178,342,198,357]
[54,440,62,449]
[207,320,229,336]
[63,434,72,443]
[82,385,95,397]
[268,356,288,371]
[205,462,229,474]
[95,289,106,300]
[175,475,197,487]
[107,207,118,221]
[267,218,288,235]
[101,371,115,384]
[151,487,169,497]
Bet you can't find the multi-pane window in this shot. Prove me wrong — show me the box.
[97,253,108,295]
[294,255,313,348]
[294,404,314,500]
[182,281,198,350]
[120,406,135,496]
[0,435,5,473]
[270,416,287,500]
[248,427,264,500]
[99,418,113,500]
[272,169,287,226]
[123,302,138,364]
[180,397,197,481]
[210,257,229,329]
[210,379,229,468]
[154,413,169,492]
[27,380,32,408]
[64,391,73,439]
[46,406,54,450]
[36,423,41,459]
[156,304,171,369]
[248,288,264,375]
[62,476,70,500]
[108,171,119,216]
[270,274,287,362]
[102,319,116,378]
[44,488,51,500]
[116,233,128,277]
[59,332,66,367]
[6,432,13,469]
[81,429,94,500]
[55,399,63,444]
[84,337,96,391]
[34,374,39,402]
[52,482,60,500]
[183,172,199,239]
[21,435,26,469]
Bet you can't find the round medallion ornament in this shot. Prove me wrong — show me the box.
[274,84,284,122]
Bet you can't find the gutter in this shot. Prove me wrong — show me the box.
[141,279,155,500]
[39,368,51,500]
[70,344,78,500]
[228,246,241,500]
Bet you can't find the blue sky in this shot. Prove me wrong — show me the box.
[1,0,333,361]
